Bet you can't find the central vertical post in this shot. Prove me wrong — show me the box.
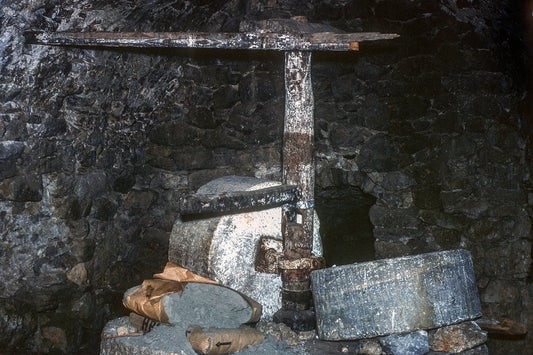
[278,50,315,326]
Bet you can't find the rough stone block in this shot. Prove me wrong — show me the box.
[428,321,487,353]
[310,249,482,340]
[378,330,429,355]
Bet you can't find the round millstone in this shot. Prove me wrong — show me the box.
[169,176,322,320]
[310,249,482,341]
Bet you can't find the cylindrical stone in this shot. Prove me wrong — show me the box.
[169,176,322,320]
[310,249,482,340]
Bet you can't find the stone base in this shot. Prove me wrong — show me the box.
[100,317,488,355]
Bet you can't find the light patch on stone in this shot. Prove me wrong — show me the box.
[67,262,88,286]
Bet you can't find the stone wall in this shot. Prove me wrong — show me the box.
[0,0,531,353]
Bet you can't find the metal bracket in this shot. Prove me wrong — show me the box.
[255,236,325,274]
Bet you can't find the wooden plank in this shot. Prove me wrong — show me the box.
[282,50,315,257]
[179,184,299,216]
[279,50,315,315]
[26,31,399,51]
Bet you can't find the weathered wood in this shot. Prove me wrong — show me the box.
[179,184,299,216]
[280,50,316,313]
[310,249,482,340]
[26,31,399,52]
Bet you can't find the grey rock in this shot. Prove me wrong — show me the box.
[380,171,417,191]
[0,140,24,160]
[378,330,429,355]
[75,171,107,200]
[369,205,420,229]
[356,134,401,172]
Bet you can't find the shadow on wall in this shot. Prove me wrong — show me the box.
[315,186,376,266]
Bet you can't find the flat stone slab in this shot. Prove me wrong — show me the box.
[310,249,482,340]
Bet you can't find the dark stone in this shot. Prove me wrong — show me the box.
[374,0,426,20]
[433,111,461,133]
[401,134,432,154]
[369,205,420,229]
[148,121,201,146]
[92,198,117,221]
[379,330,430,355]
[331,74,358,101]
[0,141,25,160]
[414,185,442,209]
[354,60,386,80]
[410,160,450,185]
[357,95,391,131]
[11,175,42,202]
[273,309,316,332]
[186,86,213,107]
[432,227,462,249]
[186,106,221,129]
[172,146,214,170]
[357,134,400,172]
[42,116,67,137]
[255,72,280,102]
[329,122,366,150]
[75,172,107,201]
[124,189,158,211]
[380,171,416,191]
[213,85,239,109]
[0,160,17,181]
[374,227,424,241]
[112,174,136,193]
[54,196,81,220]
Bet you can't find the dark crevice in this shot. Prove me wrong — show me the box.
[315,186,376,267]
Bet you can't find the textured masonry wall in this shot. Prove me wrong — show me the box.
[0,0,531,353]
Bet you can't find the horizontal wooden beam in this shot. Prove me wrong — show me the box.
[179,184,299,216]
[26,31,399,52]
